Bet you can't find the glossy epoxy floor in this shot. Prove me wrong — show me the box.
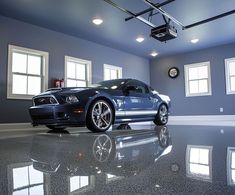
[1,125,235,195]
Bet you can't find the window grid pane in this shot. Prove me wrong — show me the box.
[12,74,27,95]
[12,52,27,74]
[198,66,208,79]
[76,63,86,80]
[230,76,235,91]
[104,69,111,80]
[189,80,199,94]
[198,79,208,93]
[67,62,76,79]
[231,152,235,169]
[229,62,235,76]
[27,76,41,95]
[27,55,41,75]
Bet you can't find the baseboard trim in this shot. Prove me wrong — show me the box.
[168,115,235,126]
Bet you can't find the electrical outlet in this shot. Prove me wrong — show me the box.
[220,107,224,112]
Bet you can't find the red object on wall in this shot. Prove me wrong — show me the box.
[54,79,64,88]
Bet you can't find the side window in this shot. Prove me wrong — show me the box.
[126,80,148,94]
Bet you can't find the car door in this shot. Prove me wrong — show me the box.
[123,80,155,118]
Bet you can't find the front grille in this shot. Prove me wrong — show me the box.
[33,96,58,106]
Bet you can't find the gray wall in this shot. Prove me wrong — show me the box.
[0,16,150,123]
[150,43,235,116]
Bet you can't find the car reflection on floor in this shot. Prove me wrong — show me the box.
[30,126,172,178]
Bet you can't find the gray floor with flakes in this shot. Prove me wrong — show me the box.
[0,124,235,195]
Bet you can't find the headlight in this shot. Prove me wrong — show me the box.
[65,95,79,104]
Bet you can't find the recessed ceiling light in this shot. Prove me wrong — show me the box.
[136,36,145,43]
[150,51,158,57]
[92,18,103,25]
[191,38,199,44]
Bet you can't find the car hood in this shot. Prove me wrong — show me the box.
[38,87,92,96]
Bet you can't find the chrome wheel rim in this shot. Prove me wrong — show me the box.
[93,135,112,162]
[159,105,168,124]
[159,126,168,147]
[92,101,112,130]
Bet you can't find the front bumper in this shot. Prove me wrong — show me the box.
[29,104,86,126]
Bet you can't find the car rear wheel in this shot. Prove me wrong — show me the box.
[86,100,113,132]
[154,104,168,125]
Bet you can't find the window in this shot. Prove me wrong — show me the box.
[225,58,235,94]
[126,80,149,94]
[186,145,213,181]
[184,62,212,97]
[7,45,48,99]
[104,64,122,80]
[227,147,235,186]
[8,163,46,195]
[65,56,92,87]
[69,176,94,194]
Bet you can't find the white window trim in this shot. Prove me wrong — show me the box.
[103,64,122,80]
[225,58,235,95]
[227,147,235,186]
[64,56,92,87]
[7,45,49,100]
[186,145,213,182]
[184,61,212,97]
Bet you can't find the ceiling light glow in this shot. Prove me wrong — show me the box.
[150,51,158,57]
[92,18,103,25]
[136,36,145,43]
[191,38,199,43]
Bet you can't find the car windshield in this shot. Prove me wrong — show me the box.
[95,79,127,90]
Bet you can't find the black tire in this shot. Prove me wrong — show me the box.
[46,125,66,131]
[154,104,168,125]
[86,99,113,132]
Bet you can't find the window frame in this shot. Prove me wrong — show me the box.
[186,145,213,182]
[7,162,49,195]
[103,64,122,80]
[64,56,92,87]
[7,45,49,100]
[227,147,235,186]
[225,58,235,95]
[184,61,212,97]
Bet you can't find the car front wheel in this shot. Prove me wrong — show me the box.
[86,100,113,132]
[154,104,168,125]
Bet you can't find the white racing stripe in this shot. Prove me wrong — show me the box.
[116,110,158,116]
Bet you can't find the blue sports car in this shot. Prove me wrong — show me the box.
[29,79,170,132]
